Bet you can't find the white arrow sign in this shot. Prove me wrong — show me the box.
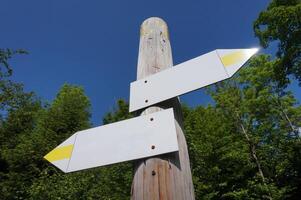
[44,108,178,173]
[129,48,258,112]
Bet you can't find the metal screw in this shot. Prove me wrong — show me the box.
[152,170,156,176]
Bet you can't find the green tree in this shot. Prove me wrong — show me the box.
[1,84,91,199]
[183,105,254,199]
[28,99,133,200]
[237,56,301,200]
[0,49,29,120]
[0,48,27,77]
[207,55,301,199]
[0,49,42,199]
[254,0,301,87]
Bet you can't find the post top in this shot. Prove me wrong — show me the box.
[141,17,168,28]
[140,17,169,40]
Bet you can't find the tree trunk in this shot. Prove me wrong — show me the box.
[237,114,272,200]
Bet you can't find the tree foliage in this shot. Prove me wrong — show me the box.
[254,0,301,87]
[205,55,301,199]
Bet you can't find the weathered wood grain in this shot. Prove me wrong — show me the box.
[131,17,195,200]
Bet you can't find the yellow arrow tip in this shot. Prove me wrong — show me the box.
[220,48,259,67]
[44,144,74,162]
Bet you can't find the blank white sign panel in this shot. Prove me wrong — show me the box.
[129,49,258,112]
[44,108,178,173]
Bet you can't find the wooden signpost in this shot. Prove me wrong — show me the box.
[44,17,258,200]
[130,17,195,200]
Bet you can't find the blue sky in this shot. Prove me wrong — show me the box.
[1,0,299,125]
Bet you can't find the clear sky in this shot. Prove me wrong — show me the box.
[1,0,299,125]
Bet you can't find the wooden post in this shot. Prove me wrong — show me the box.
[131,17,195,200]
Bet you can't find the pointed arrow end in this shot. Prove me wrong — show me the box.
[217,48,259,77]
[245,48,259,58]
[44,134,77,173]
[44,144,74,173]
